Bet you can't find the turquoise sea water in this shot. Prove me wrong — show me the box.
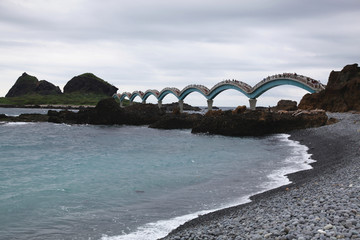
[0,108,314,240]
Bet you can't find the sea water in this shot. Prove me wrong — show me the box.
[0,109,314,240]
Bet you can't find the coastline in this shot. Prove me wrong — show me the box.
[0,104,94,109]
[161,112,360,239]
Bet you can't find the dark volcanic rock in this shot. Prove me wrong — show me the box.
[63,73,118,96]
[6,72,62,97]
[122,103,165,125]
[48,99,165,125]
[191,109,328,136]
[299,63,360,112]
[0,113,49,122]
[6,73,37,97]
[36,80,62,95]
[162,102,201,112]
[274,100,298,111]
[4,98,329,137]
[48,98,124,125]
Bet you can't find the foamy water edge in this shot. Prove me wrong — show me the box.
[100,133,315,240]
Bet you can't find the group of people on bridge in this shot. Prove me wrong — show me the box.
[113,73,325,112]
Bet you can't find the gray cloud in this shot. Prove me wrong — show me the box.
[0,0,359,106]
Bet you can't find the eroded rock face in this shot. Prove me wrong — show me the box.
[275,100,298,111]
[299,64,360,112]
[36,80,62,95]
[48,99,165,125]
[191,109,328,136]
[5,73,61,97]
[63,73,118,96]
[162,102,201,112]
[48,98,124,125]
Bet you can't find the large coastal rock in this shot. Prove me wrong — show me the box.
[162,102,201,112]
[48,98,165,125]
[63,73,118,96]
[5,97,329,136]
[191,109,328,136]
[5,72,62,97]
[299,64,360,112]
[48,98,125,125]
[274,100,298,111]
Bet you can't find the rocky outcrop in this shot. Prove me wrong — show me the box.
[63,73,118,96]
[274,100,298,111]
[48,98,165,125]
[299,64,360,112]
[5,73,61,97]
[162,102,201,112]
[0,113,49,122]
[48,98,124,125]
[191,109,328,136]
[36,80,62,95]
[121,103,166,125]
[4,98,329,136]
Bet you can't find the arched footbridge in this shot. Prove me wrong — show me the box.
[113,73,325,112]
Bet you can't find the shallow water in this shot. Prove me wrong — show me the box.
[0,109,314,240]
[0,107,77,116]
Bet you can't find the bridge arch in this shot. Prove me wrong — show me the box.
[249,78,320,99]
[142,90,160,103]
[207,84,251,99]
[129,91,145,103]
[158,88,181,101]
[113,73,324,111]
[179,85,210,100]
[119,92,132,102]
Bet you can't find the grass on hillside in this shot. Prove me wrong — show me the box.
[0,93,121,106]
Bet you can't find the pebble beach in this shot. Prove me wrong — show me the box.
[161,113,360,240]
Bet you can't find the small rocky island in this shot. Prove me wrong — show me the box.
[4,72,118,98]
[63,73,118,96]
[5,72,62,97]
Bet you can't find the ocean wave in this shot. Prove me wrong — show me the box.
[261,134,315,190]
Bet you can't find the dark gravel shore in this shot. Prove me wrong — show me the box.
[161,113,360,240]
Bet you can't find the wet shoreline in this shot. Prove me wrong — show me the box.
[162,112,360,239]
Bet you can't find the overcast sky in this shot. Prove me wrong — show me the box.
[1,0,359,107]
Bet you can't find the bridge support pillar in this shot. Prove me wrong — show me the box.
[178,100,184,113]
[120,101,124,108]
[142,100,146,104]
[249,98,257,110]
[129,101,133,106]
[158,100,162,109]
[207,99,213,111]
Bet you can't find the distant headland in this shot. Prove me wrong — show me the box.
[0,72,118,107]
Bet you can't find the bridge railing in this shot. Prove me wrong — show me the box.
[252,73,324,91]
[209,79,252,93]
[181,84,210,95]
[116,73,325,106]
[159,87,181,97]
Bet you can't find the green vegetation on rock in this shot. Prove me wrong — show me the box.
[63,73,118,96]
[2,72,124,107]
[6,72,62,97]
